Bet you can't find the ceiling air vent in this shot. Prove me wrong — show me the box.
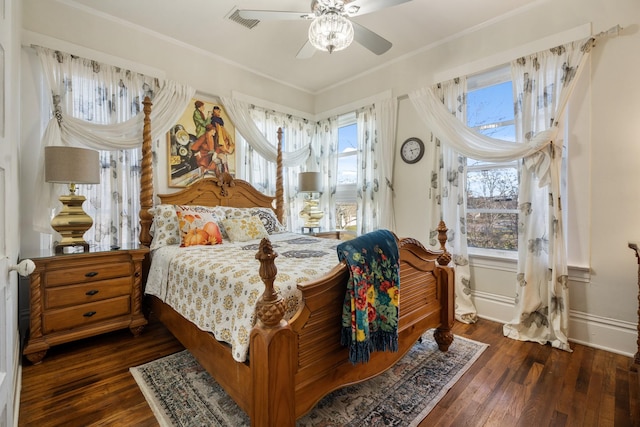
[227,8,260,30]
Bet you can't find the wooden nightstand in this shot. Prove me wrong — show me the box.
[22,246,149,364]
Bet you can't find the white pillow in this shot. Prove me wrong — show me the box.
[250,207,286,234]
[149,204,180,250]
[221,216,269,242]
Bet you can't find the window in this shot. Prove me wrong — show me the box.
[335,113,357,230]
[466,67,519,251]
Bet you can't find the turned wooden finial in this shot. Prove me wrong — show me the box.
[255,238,285,327]
[436,220,452,266]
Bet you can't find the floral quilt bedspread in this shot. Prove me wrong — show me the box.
[146,233,341,362]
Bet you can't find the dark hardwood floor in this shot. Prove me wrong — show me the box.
[19,313,640,427]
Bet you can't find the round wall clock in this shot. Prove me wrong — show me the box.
[400,137,425,164]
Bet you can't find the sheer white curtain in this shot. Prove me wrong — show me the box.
[374,97,398,231]
[233,104,315,229]
[431,78,477,323]
[355,105,377,234]
[502,39,596,351]
[308,117,339,231]
[34,46,194,246]
[354,99,398,234]
[410,35,597,349]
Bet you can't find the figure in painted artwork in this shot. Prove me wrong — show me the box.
[190,123,216,170]
[209,106,235,174]
[192,100,210,138]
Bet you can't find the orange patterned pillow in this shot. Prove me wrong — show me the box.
[175,205,224,247]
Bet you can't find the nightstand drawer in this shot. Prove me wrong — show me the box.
[43,295,131,334]
[45,277,132,309]
[45,262,131,287]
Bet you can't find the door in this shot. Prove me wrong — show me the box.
[0,0,22,425]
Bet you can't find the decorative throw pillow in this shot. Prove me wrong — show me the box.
[221,216,269,242]
[218,206,253,220]
[149,204,180,251]
[250,207,286,234]
[175,205,225,247]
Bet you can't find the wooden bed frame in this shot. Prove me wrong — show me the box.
[138,97,455,427]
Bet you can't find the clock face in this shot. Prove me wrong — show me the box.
[400,138,425,164]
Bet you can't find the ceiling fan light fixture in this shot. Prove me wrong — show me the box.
[308,12,354,53]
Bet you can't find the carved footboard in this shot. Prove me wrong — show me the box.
[248,234,455,425]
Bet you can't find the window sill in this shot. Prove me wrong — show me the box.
[468,248,517,273]
[468,248,591,283]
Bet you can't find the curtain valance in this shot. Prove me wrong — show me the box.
[220,96,311,167]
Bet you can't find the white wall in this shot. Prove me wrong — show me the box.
[18,0,640,355]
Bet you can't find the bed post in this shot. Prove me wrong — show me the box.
[275,127,284,225]
[139,96,154,247]
[434,220,454,351]
[250,238,296,427]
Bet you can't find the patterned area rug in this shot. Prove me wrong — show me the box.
[130,332,488,427]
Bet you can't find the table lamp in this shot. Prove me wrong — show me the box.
[298,171,323,228]
[45,146,100,254]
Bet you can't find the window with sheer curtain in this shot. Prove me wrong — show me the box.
[59,72,149,247]
[44,71,157,248]
[34,46,195,249]
[335,113,357,230]
[410,34,601,349]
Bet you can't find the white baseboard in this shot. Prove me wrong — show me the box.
[472,290,638,358]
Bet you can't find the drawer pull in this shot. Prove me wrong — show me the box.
[85,272,99,278]
[83,311,97,318]
[85,290,99,296]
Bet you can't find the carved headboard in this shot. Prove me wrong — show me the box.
[157,175,277,211]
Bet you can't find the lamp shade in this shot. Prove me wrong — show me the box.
[298,172,322,193]
[45,146,100,184]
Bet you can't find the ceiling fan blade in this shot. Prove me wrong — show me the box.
[352,22,392,55]
[346,0,412,16]
[236,9,312,21]
[296,40,317,59]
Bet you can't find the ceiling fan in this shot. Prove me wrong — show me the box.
[237,0,411,58]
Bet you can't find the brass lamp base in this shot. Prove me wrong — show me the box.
[299,198,324,228]
[51,194,93,254]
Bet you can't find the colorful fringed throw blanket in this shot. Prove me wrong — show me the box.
[337,229,400,364]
